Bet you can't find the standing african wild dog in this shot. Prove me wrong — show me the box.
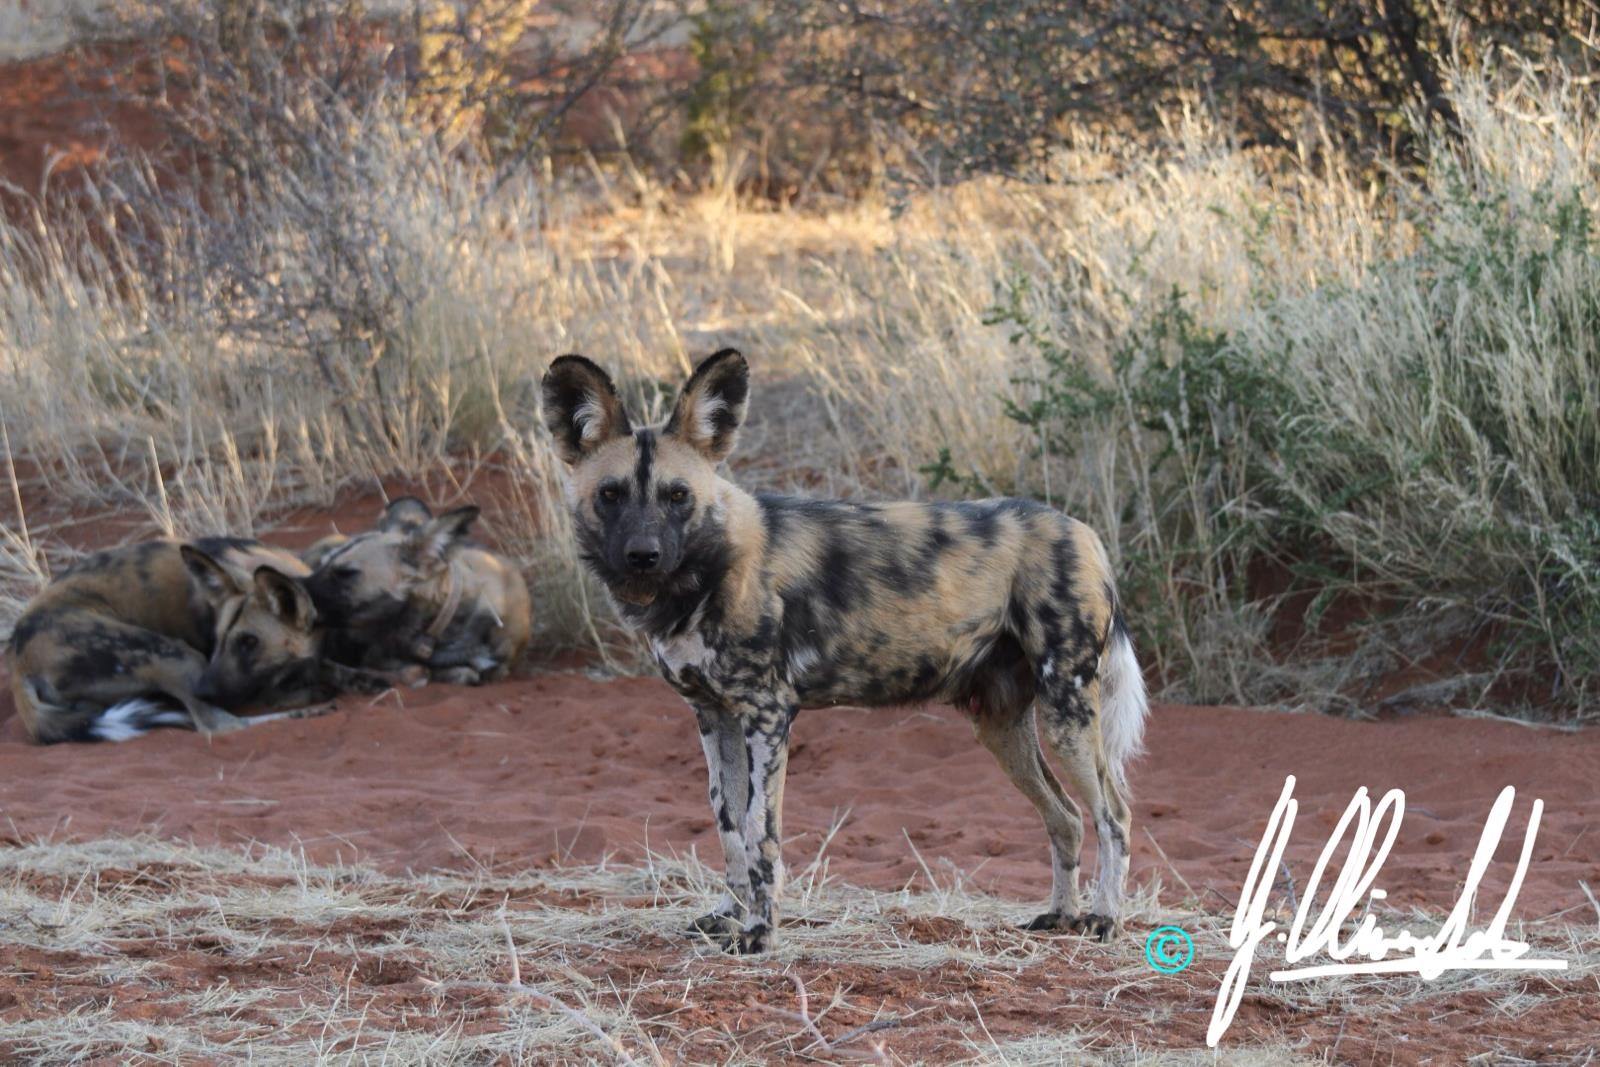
[541,349,1149,954]
[304,498,532,685]
[7,538,383,744]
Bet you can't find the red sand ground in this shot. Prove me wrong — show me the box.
[3,675,1595,922]
[2,670,1598,1062]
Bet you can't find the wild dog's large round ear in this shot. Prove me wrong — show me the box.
[665,348,748,463]
[252,566,317,631]
[379,496,433,533]
[180,544,245,599]
[541,355,633,465]
[416,505,479,565]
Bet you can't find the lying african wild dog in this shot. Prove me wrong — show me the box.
[541,349,1149,954]
[304,497,531,685]
[7,538,385,744]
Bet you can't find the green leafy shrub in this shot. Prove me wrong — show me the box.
[960,163,1600,713]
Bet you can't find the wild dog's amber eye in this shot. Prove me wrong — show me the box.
[670,488,689,505]
[599,486,620,504]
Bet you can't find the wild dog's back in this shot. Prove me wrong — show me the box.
[14,542,210,654]
[750,495,1118,712]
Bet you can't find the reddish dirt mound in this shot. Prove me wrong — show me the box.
[1,671,1595,922]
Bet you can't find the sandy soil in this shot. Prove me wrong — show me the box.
[2,670,1598,1063]
[3,665,1597,922]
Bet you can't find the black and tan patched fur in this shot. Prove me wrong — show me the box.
[6,538,388,744]
[304,497,532,685]
[542,349,1150,954]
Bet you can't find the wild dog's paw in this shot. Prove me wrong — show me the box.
[1019,911,1073,932]
[1068,913,1120,942]
[688,911,741,936]
[283,703,337,721]
[434,666,483,686]
[345,672,392,696]
[686,912,743,949]
[734,922,773,955]
[395,664,430,688]
[325,663,393,695]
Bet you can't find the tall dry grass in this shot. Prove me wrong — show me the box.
[0,35,1594,710]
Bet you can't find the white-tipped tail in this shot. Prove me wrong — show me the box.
[90,699,190,742]
[1099,623,1148,795]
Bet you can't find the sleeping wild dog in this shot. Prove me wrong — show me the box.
[304,498,532,685]
[8,538,378,744]
[541,349,1149,953]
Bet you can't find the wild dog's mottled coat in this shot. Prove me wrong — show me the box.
[304,498,532,685]
[542,349,1149,953]
[7,538,368,744]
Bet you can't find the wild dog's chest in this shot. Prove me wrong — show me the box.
[651,630,773,708]
[652,630,715,676]
[652,631,722,704]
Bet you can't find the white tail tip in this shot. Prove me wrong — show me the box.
[1100,624,1148,795]
[91,700,190,742]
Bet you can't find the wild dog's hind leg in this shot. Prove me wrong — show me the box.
[689,704,753,942]
[1039,673,1132,942]
[972,706,1086,931]
[44,620,249,737]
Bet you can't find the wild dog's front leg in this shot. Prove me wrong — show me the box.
[732,690,798,954]
[689,704,752,941]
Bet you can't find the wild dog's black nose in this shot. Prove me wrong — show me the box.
[625,536,662,573]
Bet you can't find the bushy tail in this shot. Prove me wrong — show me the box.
[1099,614,1148,796]
[13,674,188,744]
[88,699,192,742]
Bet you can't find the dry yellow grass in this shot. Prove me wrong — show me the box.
[0,45,1596,706]
[2,834,1593,1063]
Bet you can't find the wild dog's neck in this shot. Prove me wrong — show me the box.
[709,478,765,634]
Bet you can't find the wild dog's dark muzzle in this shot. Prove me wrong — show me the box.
[194,665,254,708]
[624,533,663,574]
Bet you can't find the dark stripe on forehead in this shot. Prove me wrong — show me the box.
[321,536,369,566]
[213,597,244,648]
[634,429,655,496]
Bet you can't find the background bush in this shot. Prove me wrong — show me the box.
[1,1,1595,713]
